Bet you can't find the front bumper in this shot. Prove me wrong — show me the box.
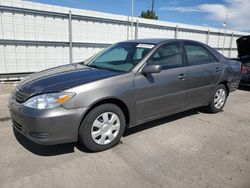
[9,100,87,145]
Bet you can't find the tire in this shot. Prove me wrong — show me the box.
[79,103,125,152]
[207,84,228,113]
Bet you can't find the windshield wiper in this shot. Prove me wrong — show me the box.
[78,61,86,65]
[86,64,99,69]
[86,64,124,72]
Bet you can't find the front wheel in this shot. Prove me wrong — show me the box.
[207,84,228,113]
[79,104,125,152]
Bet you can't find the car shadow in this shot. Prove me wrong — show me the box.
[123,109,199,136]
[13,109,202,156]
[13,127,90,156]
[238,85,250,91]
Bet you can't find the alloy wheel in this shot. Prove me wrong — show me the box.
[214,88,226,109]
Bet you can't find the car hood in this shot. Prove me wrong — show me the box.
[237,35,250,58]
[17,63,123,95]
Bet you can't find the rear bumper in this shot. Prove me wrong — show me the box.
[240,81,250,86]
[240,73,250,85]
[9,100,87,145]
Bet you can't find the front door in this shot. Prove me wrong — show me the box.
[134,42,188,123]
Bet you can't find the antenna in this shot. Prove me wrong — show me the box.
[222,13,228,55]
[151,0,155,12]
[131,0,134,39]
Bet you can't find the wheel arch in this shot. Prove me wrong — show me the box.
[80,97,130,128]
[217,81,229,96]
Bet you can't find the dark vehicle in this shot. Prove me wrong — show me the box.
[9,39,242,152]
[236,35,250,85]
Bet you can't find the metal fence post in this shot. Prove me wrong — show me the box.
[68,10,73,64]
[0,10,7,74]
[3,45,7,74]
[175,25,178,39]
[228,32,234,58]
[206,29,210,44]
[217,30,221,50]
[126,16,130,40]
[135,19,138,39]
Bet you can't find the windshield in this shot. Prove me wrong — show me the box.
[85,42,154,72]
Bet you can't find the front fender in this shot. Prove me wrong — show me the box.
[63,72,136,125]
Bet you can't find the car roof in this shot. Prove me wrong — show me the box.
[122,38,172,44]
[122,38,197,45]
[121,38,225,61]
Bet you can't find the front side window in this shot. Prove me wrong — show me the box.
[148,43,183,70]
[86,42,153,72]
[184,43,217,66]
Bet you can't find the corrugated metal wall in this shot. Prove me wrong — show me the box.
[0,0,249,75]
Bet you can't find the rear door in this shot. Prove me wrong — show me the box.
[134,42,188,123]
[183,42,222,108]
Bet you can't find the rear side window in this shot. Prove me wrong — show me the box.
[184,43,217,66]
[148,43,183,70]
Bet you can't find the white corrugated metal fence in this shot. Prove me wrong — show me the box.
[0,0,249,77]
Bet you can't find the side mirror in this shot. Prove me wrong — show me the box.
[141,65,161,74]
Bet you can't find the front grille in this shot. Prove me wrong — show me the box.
[14,89,30,103]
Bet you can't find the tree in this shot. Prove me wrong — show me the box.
[140,9,158,20]
[140,0,158,20]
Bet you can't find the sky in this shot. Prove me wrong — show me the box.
[31,0,250,31]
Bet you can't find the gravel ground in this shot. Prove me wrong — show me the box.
[0,84,250,188]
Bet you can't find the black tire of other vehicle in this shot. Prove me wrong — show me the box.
[79,103,125,152]
[207,84,228,113]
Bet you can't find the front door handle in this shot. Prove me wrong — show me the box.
[216,67,221,72]
[178,74,186,80]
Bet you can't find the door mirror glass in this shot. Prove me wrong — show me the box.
[141,65,161,74]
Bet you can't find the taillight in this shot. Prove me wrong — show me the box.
[241,64,245,74]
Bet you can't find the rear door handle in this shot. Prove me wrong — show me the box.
[178,74,186,80]
[216,67,221,72]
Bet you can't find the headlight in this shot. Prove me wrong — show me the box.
[23,92,75,110]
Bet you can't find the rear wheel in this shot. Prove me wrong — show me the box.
[79,103,125,152]
[207,84,227,113]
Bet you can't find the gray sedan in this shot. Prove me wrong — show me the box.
[9,39,242,152]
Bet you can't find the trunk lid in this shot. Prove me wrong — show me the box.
[236,35,250,58]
